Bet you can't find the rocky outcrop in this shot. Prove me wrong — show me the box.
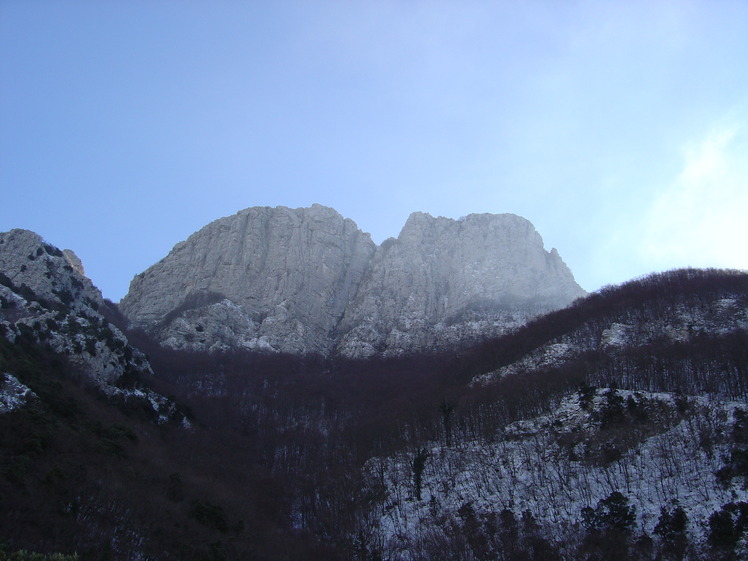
[121,206,586,356]
[0,373,36,415]
[0,230,172,415]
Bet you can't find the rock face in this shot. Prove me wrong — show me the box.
[0,229,185,422]
[121,205,377,354]
[121,205,586,356]
[337,212,585,356]
[0,229,150,387]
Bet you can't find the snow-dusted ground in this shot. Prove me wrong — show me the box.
[361,389,748,559]
[475,296,748,385]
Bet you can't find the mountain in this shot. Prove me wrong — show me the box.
[5,222,747,560]
[120,205,585,356]
[121,204,377,355]
[337,210,584,356]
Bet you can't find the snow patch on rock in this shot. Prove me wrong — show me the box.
[0,373,36,414]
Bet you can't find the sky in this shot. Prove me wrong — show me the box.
[1,1,747,302]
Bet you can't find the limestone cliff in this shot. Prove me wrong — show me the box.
[337,212,586,356]
[121,206,586,356]
[120,205,377,354]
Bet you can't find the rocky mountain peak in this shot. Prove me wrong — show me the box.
[120,206,585,356]
[337,211,585,356]
[62,248,85,276]
[0,229,99,312]
[121,205,377,354]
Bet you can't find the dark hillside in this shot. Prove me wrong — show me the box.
[3,267,748,560]
[347,269,748,560]
[125,335,462,542]
[0,336,344,560]
[436,268,748,439]
[114,268,748,559]
[454,267,748,379]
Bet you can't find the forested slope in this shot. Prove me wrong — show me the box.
[3,266,748,560]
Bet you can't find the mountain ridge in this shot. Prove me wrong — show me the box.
[120,205,586,356]
[2,223,748,559]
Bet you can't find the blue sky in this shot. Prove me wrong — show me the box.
[1,1,747,301]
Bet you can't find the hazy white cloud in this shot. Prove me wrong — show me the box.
[639,118,748,271]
